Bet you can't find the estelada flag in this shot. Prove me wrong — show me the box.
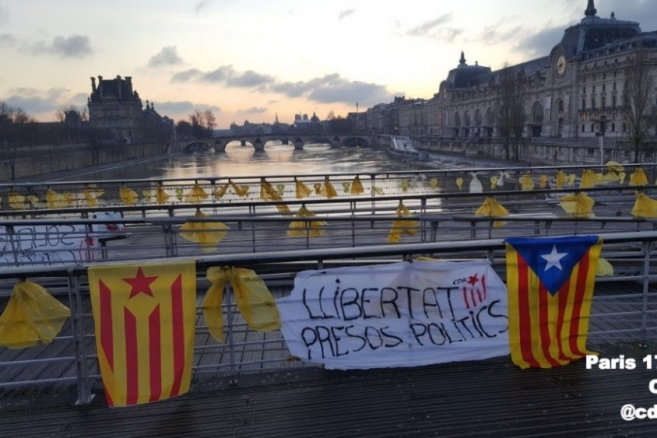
[88,261,197,407]
[505,235,601,369]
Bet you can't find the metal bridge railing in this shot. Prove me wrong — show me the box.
[1,230,657,405]
[2,212,657,268]
[3,162,657,217]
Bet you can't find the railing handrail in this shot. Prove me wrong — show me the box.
[2,162,655,190]
[0,183,650,218]
[1,229,656,280]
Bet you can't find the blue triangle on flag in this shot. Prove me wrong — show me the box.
[506,235,599,295]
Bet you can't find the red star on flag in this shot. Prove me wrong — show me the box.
[468,273,479,286]
[123,267,158,298]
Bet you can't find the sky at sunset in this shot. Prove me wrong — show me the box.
[0,0,655,128]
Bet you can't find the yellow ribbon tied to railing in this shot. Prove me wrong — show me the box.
[342,181,351,193]
[142,189,155,204]
[350,176,364,195]
[0,280,71,349]
[631,192,657,218]
[230,181,250,198]
[519,173,534,191]
[260,179,291,215]
[179,210,229,252]
[213,183,229,199]
[489,175,498,190]
[202,267,281,341]
[175,187,184,201]
[630,167,649,186]
[119,184,139,206]
[455,177,463,191]
[401,179,410,193]
[539,175,548,189]
[579,169,598,189]
[46,187,67,209]
[322,176,338,199]
[185,182,209,203]
[84,185,104,207]
[313,183,322,195]
[288,205,326,237]
[294,178,312,199]
[387,202,417,243]
[430,178,439,190]
[475,197,509,228]
[555,170,567,189]
[559,192,595,218]
[156,183,170,204]
[567,174,577,187]
[371,187,384,196]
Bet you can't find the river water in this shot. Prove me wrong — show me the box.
[61,142,420,182]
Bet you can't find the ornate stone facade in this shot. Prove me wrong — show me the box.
[365,1,657,147]
[87,75,173,142]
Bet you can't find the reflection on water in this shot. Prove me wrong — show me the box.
[67,143,417,182]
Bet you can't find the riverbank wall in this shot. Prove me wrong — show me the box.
[416,137,651,166]
[1,142,168,182]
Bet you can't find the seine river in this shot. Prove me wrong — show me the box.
[59,142,420,182]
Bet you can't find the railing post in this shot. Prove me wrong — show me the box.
[225,283,237,375]
[68,267,94,405]
[251,219,257,253]
[7,225,19,267]
[305,220,310,249]
[640,240,652,347]
[370,174,376,216]
[163,224,177,257]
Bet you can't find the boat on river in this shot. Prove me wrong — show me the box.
[387,136,428,161]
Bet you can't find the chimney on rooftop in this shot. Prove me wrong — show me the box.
[90,77,96,94]
[98,76,104,98]
[117,75,122,100]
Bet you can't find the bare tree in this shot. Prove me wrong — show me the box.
[203,109,216,135]
[0,101,36,180]
[498,64,527,161]
[623,51,656,162]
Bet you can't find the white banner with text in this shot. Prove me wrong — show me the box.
[277,260,509,370]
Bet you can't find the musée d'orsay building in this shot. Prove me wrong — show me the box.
[370,0,657,144]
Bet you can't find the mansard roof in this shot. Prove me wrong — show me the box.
[441,56,550,92]
[559,3,641,58]
[89,75,141,103]
[441,53,492,90]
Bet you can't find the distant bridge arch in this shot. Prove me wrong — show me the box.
[173,134,380,153]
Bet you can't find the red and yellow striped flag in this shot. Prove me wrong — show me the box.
[89,261,197,407]
[505,236,601,369]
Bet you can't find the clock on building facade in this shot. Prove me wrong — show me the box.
[556,55,567,76]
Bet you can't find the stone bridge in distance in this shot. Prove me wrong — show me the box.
[172,134,382,153]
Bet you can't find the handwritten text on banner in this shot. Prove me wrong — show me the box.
[277,260,509,370]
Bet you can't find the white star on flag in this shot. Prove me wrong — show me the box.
[541,245,568,271]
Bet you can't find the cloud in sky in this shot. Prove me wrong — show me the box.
[4,87,87,115]
[404,13,463,42]
[22,34,93,58]
[173,65,393,107]
[271,73,394,106]
[240,107,267,114]
[406,13,453,37]
[147,46,184,68]
[515,24,566,57]
[195,0,211,14]
[172,65,275,87]
[338,9,354,20]
[0,33,16,47]
[155,100,221,115]
[0,2,8,27]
